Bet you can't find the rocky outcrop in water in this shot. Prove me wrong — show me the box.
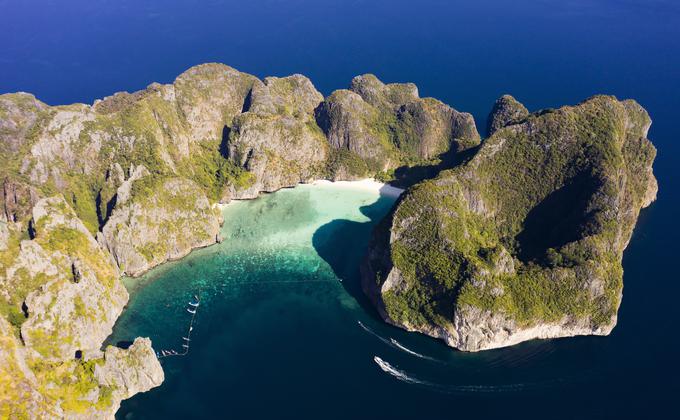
[94,338,165,414]
[0,314,162,419]
[363,95,657,351]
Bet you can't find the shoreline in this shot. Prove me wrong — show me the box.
[220,178,405,208]
[132,178,404,287]
[310,179,405,198]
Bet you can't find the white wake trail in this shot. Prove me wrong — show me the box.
[358,321,441,363]
[373,356,431,385]
[357,320,392,347]
[373,356,534,393]
[389,338,440,362]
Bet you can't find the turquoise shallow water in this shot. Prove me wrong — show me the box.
[109,182,662,419]
[3,0,677,417]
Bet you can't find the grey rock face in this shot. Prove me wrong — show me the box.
[363,95,657,351]
[315,89,391,165]
[486,94,529,136]
[0,92,46,154]
[99,177,221,276]
[1,178,40,223]
[316,74,480,179]
[16,196,128,362]
[226,75,329,198]
[0,315,163,419]
[95,337,165,408]
[0,197,163,417]
[350,74,419,109]
[0,222,8,251]
[173,63,258,145]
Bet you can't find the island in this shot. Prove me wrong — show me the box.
[0,63,656,417]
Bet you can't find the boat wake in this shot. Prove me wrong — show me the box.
[373,354,571,394]
[358,321,440,363]
[373,356,432,386]
[357,320,392,346]
[364,321,575,394]
[389,338,439,362]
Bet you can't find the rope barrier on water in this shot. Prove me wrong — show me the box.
[154,277,339,360]
[157,294,200,359]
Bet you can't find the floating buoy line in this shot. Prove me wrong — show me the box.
[156,294,200,359]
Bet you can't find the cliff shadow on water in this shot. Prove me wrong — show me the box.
[312,188,397,316]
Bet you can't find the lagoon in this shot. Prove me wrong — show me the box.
[109,181,658,419]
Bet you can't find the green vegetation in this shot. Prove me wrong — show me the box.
[374,168,395,183]
[0,227,48,336]
[64,175,101,235]
[29,357,114,414]
[325,149,371,179]
[371,95,656,336]
[178,140,254,201]
[319,78,480,182]
[36,223,117,290]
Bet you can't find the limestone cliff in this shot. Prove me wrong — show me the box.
[1,63,480,416]
[316,74,480,179]
[19,197,126,362]
[0,316,162,419]
[0,64,254,274]
[486,94,529,136]
[0,64,477,277]
[1,63,658,416]
[0,198,162,418]
[225,75,328,199]
[363,95,657,351]
[98,173,221,276]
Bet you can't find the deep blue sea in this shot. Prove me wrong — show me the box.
[2,1,679,418]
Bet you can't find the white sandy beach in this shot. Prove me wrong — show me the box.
[311,179,405,198]
[218,179,405,209]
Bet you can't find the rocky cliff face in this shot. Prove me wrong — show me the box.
[93,338,165,416]
[0,197,162,418]
[0,64,477,277]
[0,315,162,419]
[98,172,221,276]
[486,94,529,136]
[0,93,45,224]
[19,197,127,362]
[1,63,658,414]
[0,63,480,416]
[316,74,480,179]
[0,64,258,274]
[363,95,657,351]
[226,75,328,199]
